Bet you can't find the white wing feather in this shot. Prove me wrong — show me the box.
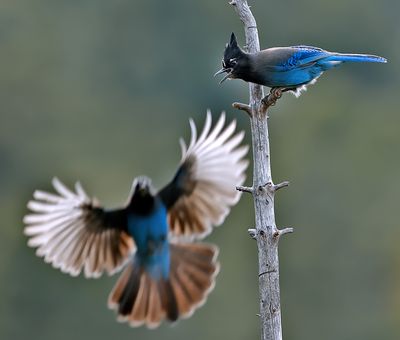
[23,178,134,278]
[168,110,249,239]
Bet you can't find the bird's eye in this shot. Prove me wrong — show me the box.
[229,58,237,65]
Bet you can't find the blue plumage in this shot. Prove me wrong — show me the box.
[128,197,170,280]
[215,33,387,97]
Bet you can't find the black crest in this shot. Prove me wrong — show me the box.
[222,33,244,68]
[229,32,238,47]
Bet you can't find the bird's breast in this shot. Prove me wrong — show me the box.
[127,203,168,254]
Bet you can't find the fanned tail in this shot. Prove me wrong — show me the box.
[327,53,387,63]
[108,242,219,328]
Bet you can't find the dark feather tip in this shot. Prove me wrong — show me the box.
[230,32,237,46]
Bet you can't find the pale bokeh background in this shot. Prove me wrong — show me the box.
[1,0,399,339]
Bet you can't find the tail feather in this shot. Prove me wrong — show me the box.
[169,243,219,318]
[147,283,163,323]
[175,266,203,305]
[169,274,194,316]
[183,259,215,289]
[129,274,151,326]
[157,279,178,322]
[117,265,141,316]
[327,53,387,63]
[108,242,219,328]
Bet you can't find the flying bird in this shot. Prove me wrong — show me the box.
[215,33,387,97]
[23,111,248,328]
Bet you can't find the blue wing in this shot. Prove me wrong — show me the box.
[265,45,386,72]
[273,46,331,71]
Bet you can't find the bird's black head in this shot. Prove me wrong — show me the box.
[128,176,155,214]
[214,33,248,83]
[133,176,152,197]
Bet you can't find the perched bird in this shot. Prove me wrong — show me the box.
[23,111,248,328]
[215,33,387,97]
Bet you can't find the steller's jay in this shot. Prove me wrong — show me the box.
[23,111,248,328]
[215,33,387,99]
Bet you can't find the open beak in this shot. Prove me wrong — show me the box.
[214,68,232,84]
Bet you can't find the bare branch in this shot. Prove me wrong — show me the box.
[232,102,252,116]
[273,181,290,191]
[227,1,291,340]
[259,181,289,194]
[264,181,290,193]
[236,185,253,194]
[273,227,294,239]
[279,227,294,236]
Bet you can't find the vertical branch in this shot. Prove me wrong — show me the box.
[229,1,293,340]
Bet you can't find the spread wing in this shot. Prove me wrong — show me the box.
[158,111,249,240]
[23,178,135,278]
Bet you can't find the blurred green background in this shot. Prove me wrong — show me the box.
[1,0,399,339]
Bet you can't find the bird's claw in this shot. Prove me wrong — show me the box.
[262,88,283,107]
[271,88,283,98]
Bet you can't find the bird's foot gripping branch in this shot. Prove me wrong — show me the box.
[261,88,283,108]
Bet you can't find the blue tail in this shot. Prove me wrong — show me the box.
[327,53,387,63]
